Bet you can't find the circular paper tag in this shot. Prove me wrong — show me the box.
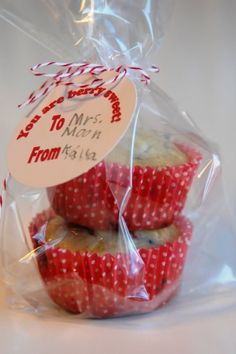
[8,73,137,187]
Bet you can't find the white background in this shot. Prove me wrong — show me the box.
[0,0,236,353]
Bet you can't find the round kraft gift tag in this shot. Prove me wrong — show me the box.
[8,71,137,187]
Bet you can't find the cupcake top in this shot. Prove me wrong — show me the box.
[111,130,188,167]
[44,215,179,255]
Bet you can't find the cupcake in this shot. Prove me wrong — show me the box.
[48,130,201,230]
[29,210,193,318]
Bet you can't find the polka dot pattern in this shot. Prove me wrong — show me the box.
[29,211,193,318]
[48,145,201,230]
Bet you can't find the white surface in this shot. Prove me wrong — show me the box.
[0,298,236,354]
[0,0,236,353]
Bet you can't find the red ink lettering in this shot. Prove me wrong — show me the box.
[42,96,64,115]
[16,115,41,140]
[27,146,61,164]
[50,114,65,131]
[17,129,29,140]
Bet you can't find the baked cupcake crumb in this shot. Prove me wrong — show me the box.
[111,130,188,167]
[45,215,179,255]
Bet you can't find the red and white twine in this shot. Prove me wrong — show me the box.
[18,62,159,108]
[0,177,7,214]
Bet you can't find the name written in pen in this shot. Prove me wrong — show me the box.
[61,113,102,140]
[61,144,97,161]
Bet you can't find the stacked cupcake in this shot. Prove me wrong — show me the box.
[30,130,201,317]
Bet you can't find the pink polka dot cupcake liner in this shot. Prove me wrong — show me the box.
[48,144,201,231]
[29,211,193,318]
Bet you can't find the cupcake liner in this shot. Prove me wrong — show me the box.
[48,144,201,231]
[29,210,193,318]
[47,162,118,230]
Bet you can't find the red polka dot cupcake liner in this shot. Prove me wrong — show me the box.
[29,210,193,318]
[48,144,201,231]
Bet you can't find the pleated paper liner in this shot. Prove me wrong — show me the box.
[48,144,201,231]
[47,162,118,230]
[29,211,193,318]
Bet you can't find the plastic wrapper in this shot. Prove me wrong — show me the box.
[0,0,236,320]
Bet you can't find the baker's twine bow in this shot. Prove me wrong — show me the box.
[18,62,159,108]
